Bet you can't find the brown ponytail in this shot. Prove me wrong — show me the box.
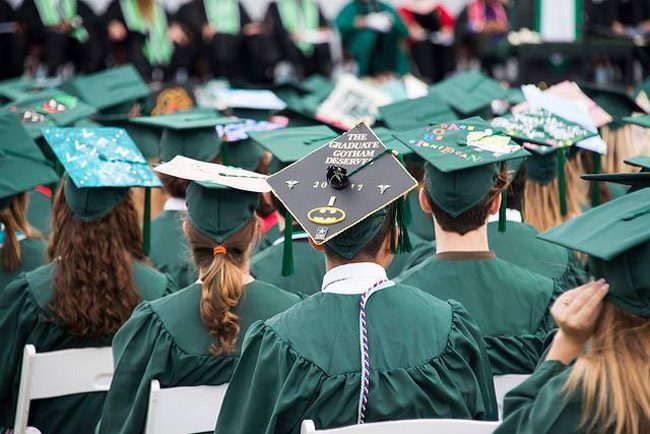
[1,193,40,272]
[186,218,259,355]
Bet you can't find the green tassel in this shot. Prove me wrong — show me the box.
[221,143,230,166]
[143,188,151,256]
[395,152,413,225]
[498,189,507,233]
[591,152,601,207]
[392,196,413,254]
[281,212,294,277]
[558,148,567,216]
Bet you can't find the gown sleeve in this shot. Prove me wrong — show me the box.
[494,360,582,434]
[162,273,179,296]
[0,275,41,428]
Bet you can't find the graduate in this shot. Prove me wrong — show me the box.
[335,0,410,78]
[495,188,650,434]
[98,164,300,434]
[176,0,258,81]
[17,0,105,74]
[0,127,175,434]
[263,0,332,79]
[0,114,58,290]
[215,124,497,433]
[396,118,558,375]
[105,0,191,80]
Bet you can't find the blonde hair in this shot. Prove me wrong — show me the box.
[601,124,650,174]
[565,303,650,434]
[1,193,40,272]
[186,218,260,355]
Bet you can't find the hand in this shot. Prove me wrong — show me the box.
[51,21,72,33]
[243,22,261,36]
[354,16,367,29]
[108,20,127,41]
[168,24,189,45]
[202,23,216,41]
[612,21,625,35]
[409,24,426,41]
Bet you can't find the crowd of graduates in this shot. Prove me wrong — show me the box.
[0,1,650,434]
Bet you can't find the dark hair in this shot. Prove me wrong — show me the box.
[427,168,509,235]
[506,164,527,212]
[323,212,393,264]
[186,217,259,355]
[158,173,190,199]
[1,193,41,272]
[47,186,144,337]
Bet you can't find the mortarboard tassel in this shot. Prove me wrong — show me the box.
[394,153,412,226]
[143,187,151,256]
[391,196,413,254]
[221,142,230,166]
[499,162,507,232]
[558,148,567,216]
[591,152,601,207]
[281,211,294,276]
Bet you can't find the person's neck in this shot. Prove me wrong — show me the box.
[434,221,490,254]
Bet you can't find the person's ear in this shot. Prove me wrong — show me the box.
[182,219,189,236]
[488,192,502,216]
[308,238,325,252]
[261,191,274,206]
[418,187,432,214]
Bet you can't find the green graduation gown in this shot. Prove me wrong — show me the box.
[215,270,497,433]
[0,261,175,434]
[98,280,300,434]
[397,252,556,375]
[0,237,46,291]
[27,188,53,236]
[495,360,607,434]
[335,1,409,77]
[250,233,325,297]
[149,209,197,289]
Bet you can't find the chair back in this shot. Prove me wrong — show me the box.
[493,374,530,419]
[300,418,501,434]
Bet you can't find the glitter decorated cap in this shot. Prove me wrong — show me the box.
[539,189,650,317]
[378,92,457,131]
[429,70,508,116]
[395,117,528,218]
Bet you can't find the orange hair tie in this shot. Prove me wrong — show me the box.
[213,246,227,256]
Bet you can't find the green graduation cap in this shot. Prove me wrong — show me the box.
[625,155,650,169]
[578,82,642,120]
[620,114,650,129]
[40,127,161,253]
[0,115,58,208]
[582,154,650,193]
[378,92,457,132]
[538,189,650,317]
[429,70,508,116]
[396,117,529,232]
[59,64,150,112]
[373,127,413,157]
[268,122,418,263]
[0,76,61,102]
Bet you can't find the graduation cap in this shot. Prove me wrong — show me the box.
[396,117,529,232]
[0,115,58,209]
[40,127,161,254]
[0,76,61,102]
[578,82,642,120]
[538,189,650,317]
[378,92,457,131]
[60,64,150,112]
[154,157,266,245]
[582,154,650,193]
[620,114,650,129]
[148,83,196,116]
[268,123,417,267]
[632,77,650,114]
[215,118,286,170]
[625,155,650,169]
[429,70,508,117]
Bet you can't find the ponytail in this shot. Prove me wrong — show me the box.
[1,193,37,272]
[187,218,259,355]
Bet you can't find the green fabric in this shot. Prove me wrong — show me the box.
[397,255,556,375]
[582,172,650,192]
[0,238,46,291]
[0,261,174,434]
[34,0,89,41]
[249,125,338,166]
[378,92,457,132]
[372,127,413,156]
[27,189,53,236]
[120,0,173,66]
[526,150,557,184]
[538,188,650,317]
[215,286,498,433]
[494,360,590,434]
[326,209,387,260]
[625,154,650,169]
[63,176,129,222]
[150,210,197,289]
[0,156,58,203]
[254,223,281,254]
[578,82,640,119]
[94,116,161,160]
[429,71,508,116]
[384,232,427,278]
[406,188,435,241]
[335,1,409,76]
[204,0,240,34]
[250,234,324,297]
[278,0,319,55]
[185,182,259,245]
[98,280,299,434]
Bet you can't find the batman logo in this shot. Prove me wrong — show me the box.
[307,206,346,225]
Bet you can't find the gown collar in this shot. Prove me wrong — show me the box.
[321,262,394,295]
[488,208,522,224]
[164,197,188,212]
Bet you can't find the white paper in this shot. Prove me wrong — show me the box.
[211,89,287,111]
[154,156,271,193]
[365,12,393,33]
[297,29,331,45]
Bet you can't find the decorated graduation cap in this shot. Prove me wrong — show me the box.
[378,92,457,132]
[215,118,286,170]
[429,70,508,117]
[582,154,650,193]
[396,117,529,232]
[40,127,161,253]
[268,123,418,265]
[0,114,58,209]
[154,156,268,244]
[539,189,650,317]
[60,64,150,112]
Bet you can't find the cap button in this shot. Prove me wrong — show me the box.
[457,140,467,146]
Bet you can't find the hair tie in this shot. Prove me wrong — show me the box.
[213,245,227,257]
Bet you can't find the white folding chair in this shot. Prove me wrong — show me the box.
[13,344,114,434]
[300,419,500,434]
[493,374,530,419]
[144,380,229,434]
